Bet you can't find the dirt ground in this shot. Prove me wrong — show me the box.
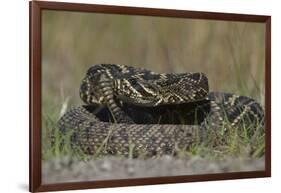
[42,156,264,184]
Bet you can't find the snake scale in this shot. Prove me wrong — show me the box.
[57,64,264,158]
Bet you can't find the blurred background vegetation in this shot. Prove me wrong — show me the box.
[41,10,265,156]
[42,10,265,110]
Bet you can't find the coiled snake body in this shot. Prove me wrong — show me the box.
[58,64,264,157]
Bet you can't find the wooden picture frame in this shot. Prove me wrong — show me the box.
[30,1,271,192]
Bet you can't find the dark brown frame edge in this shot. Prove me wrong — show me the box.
[29,1,271,192]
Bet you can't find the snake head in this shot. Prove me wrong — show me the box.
[114,72,209,107]
[114,78,161,106]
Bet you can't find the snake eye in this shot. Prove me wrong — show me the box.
[169,96,176,102]
[165,95,184,104]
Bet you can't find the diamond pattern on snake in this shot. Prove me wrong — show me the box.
[57,64,264,158]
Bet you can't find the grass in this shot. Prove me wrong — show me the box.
[188,120,264,160]
[42,99,265,161]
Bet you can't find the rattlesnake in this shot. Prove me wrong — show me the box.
[57,64,264,157]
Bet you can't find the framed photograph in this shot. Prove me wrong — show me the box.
[29,1,271,192]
